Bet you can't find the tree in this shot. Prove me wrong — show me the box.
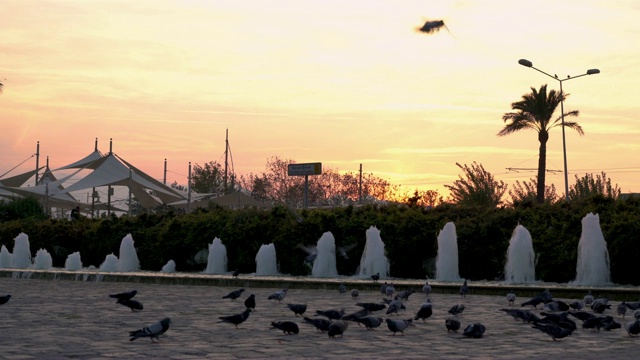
[498,84,583,203]
[190,161,227,194]
[568,171,621,201]
[508,177,558,207]
[404,189,443,208]
[445,162,506,207]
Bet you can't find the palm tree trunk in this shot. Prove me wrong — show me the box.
[537,132,549,203]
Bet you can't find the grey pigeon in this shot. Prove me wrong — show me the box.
[538,289,553,302]
[459,280,468,298]
[448,304,465,316]
[316,308,345,320]
[618,302,628,318]
[521,297,545,309]
[355,316,384,330]
[386,299,404,315]
[506,290,516,306]
[109,290,137,302]
[244,294,256,310]
[635,310,640,320]
[603,317,622,331]
[303,317,332,332]
[218,308,251,328]
[351,289,360,300]
[625,301,640,311]
[625,318,640,336]
[328,320,349,338]
[232,268,240,278]
[371,273,380,283]
[223,288,245,301]
[422,281,431,297]
[356,302,386,312]
[583,316,612,332]
[380,282,389,294]
[462,323,485,338]
[396,289,414,301]
[414,300,433,322]
[591,298,611,314]
[445,318,461,332]
[337,244,356,260]
[271,321,299,335]
[532,322,572,341]
[129,318,171,342]
[338,283,346,295]
[0,294,11,305]
[568,310,595,322]
[341,308,371,322]
[297,244,318,266]
[386,318,412,335]
[583,291,595,306]
[268,288,288,303]
[569,301,584,310]
[286,303,307,316]
[385,283,395,299]
[117,298,143,312]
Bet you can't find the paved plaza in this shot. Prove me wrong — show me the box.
[0,276,638,359]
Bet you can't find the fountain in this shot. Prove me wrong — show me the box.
[255,243,279,276]
[357,226,390,279]
[33,248,53,270]
[118,234,140,272]
[99,253,119,272]
[0,245,12,268]
[12,232,32,269]
[204,237,228,274]
[504,225,536,283]
[312,232,338,277]
[162,260,176,273]
[572,213,611,286]
[65,252,83,271]
[435,222,461,281]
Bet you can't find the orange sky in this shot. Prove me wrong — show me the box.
[2,0,639,199]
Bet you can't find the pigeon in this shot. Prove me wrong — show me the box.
[532,322,573,341]
[271,321,299,335]
[583,291,595,306]
[625,301,640,311]
[635,310,640,320]
[521,297,545,309]
[109,290,137,302]
[297,244,318,266]
[356,302,386,312]
[303,317,332,332]
[603,318,622,331]
[460,280,468,298]
[448,304,465,316]
[462,323,486,338]
[583,316,613,332]
[341,308,371,322]
[328,320,349,338]
[222,288,245,301]
[445,318,461,332]
[422,281,432,297]
[506,290,516,306]
[568,310,596,322]
[129,318,171,342]
[538,289,553,302]
[244,294,256,311]
[386,318,412,335]
[0,294,11,305]
[268,288,288,303]
[351,289,360,300]
[386,299,404,315]
[625,319,640,336]
[380,282,389,294]
[286,304,307,316]
[396,289,414,301]
[337,244,357,260]
[117,298,144,311]
[316,308,345,320]
[414,300,433,322]
[543,300,570,312]
[355,316,384,330]
[371,273,381,282]
[218,308,252,328]
[591,298,611,314]
[232,268,240,278]
[338,283,346,295]
[569,301,584,310]
[385,283,395,299]
[618,302,628,318]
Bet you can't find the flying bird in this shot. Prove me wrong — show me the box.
[328,320,349,338]
[244,294,256,311]
[0,294,11,305]
[117,298,144,312]
[109,290,137,302]
[271,321,299,335]
[297,244,318,266]
[416,19,449,35]
[129,318,171,342]
[223,288,245,301]
[218,308,252,328]
[268,288,288,303]
[286,303,307,316]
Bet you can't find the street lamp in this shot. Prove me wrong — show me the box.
[518,59,600,202]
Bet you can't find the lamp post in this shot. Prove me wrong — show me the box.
[518,59,600,202]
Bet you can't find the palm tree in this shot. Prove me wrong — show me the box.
[498,84,583,203]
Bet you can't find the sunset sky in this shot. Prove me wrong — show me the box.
[2,0,639,199]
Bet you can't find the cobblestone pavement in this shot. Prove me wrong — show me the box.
[0,277,638,359]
